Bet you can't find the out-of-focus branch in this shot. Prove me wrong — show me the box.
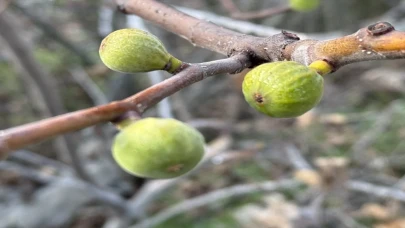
[351,100,399,165]
[0,11,94,183]
[10,150,73,172]
[69,67,109,106]
[219,0,291,20]
[347,180,405,202]
[176,6,339,40]
[131,179,300,228]
[0,161,130,212]
[11,2,96,66]
[230,6,291,20]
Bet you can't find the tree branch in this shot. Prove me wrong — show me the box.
[119,0,405,69]
[2,0,405,157]
[116,0,298,62]
[286,22,405,68]
[0,54,249,155]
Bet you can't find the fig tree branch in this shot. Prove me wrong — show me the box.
[2,0,405,156]
[118,0,405,70]
[0,54,249,155]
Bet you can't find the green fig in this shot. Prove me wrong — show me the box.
[289,0,320,12]
[112,118,205,179]
[242,61,323,118]
[99,28,182,74]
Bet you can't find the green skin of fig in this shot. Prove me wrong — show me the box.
[242,61,323,118]
[99,28,182,74]
[112,118,205,179]
[289,0,320,12]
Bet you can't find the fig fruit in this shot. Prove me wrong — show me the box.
[112,118,205,179]
[99,28,182,74]
[242,61,323,118]
[289,0,320,12]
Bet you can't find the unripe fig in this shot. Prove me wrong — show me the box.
[112,118,205,179]
[99,28,182,74]
[242,61,323,118]
[289,0,320,12]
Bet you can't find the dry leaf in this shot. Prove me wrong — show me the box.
[295,110,317,129]
[320,113,348,125]
[293,169,322,187]
[358,203,391,221]
[375,218,405,228]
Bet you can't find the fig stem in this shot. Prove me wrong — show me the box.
[308,60,333,76]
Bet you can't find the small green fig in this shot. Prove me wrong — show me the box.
[99,28,182,74]
[242,61,323,118]
[112,118,205,179]
[289,0,320,12]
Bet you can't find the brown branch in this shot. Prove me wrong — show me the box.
[116,0,297,62]
[2,0,405,157]
[118,0,405,70]
[285,22,405,69]
[0,54,250,155]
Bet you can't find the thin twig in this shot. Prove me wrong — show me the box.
[347,180,405,202]
[69,67,109,105]
[11,2,95,66]
[176,6,339,39]
[351,100,399,165]
[10,150,73,172]
[98,0,115,36]
[285,144,312,170]
[131,179,300,228]
[0,160,130,212]
[0,11,94,183]
[127,15,174,118]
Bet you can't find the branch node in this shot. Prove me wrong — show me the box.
[282,30,300,41]
[111,110,142,128]
[367,22,395,36]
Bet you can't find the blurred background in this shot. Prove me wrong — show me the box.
[1,0,405,227]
